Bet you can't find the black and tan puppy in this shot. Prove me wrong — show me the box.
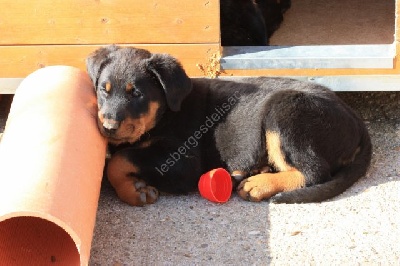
[220,0,291,46]
[220,0,268,46]
[86,45,372,206]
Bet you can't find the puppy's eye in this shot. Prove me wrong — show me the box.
[126,83,143,97]
[131,89,143,98]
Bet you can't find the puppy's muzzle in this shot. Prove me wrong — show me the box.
[102,119,120,135]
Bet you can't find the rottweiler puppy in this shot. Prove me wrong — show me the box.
[255,0,291,38]
[220,0,291,46]
[220,0,268,46]
[86,45,372,206]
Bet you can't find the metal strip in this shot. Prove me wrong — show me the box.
[221,75,400,91]
[0,79,23,94]
[294,75,400,91]
[221,44,395,69]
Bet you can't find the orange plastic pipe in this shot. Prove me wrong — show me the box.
[0,66,107,265]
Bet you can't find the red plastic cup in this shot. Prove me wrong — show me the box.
[198,168,232,203]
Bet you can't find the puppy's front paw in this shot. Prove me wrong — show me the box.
[114,177,159,207]
[237,174,280,202]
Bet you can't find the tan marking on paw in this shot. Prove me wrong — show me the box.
[107,153,159,206]
[237,169,305,202]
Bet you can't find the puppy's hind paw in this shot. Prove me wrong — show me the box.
[236,174,281,202]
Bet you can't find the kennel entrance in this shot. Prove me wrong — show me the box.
[221,0,399,91]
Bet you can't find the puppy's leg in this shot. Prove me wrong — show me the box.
[237,169,305,201]
[231,170,248,187]
[107,152,159,206]
[236,129,306,201]
[231,166,273,187]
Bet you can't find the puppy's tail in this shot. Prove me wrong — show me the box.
[271,128,372,204]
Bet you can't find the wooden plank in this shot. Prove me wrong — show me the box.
[395,0,400,72]
[0,44,220,78]
[0,0,219,44]
[396,0,400,41]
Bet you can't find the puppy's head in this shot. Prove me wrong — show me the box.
[86,45,192,145]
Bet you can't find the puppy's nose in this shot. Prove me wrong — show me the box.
[103,119,120,134]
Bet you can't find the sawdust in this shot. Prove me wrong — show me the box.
[196,51,222,78]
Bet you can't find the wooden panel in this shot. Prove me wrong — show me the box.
[0,44,220,78]
[0,0,219,44]
[396,0,400,42]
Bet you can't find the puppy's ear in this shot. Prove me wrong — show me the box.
[146,54,192,112]
[86,45,120,88]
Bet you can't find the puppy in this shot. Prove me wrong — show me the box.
[220,0,268,46]
[220,0,291,46]
[86,45,372,206]
[255,0,291,38]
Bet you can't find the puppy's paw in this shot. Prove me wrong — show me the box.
[252,166,273,174]
[231,167,274,188]
[231,170,248,187]
[237,174,280,202]
[114,177,159,207]
[133,179,160,205]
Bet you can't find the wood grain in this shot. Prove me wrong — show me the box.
[0,0,220,44]
[0,44,220,78]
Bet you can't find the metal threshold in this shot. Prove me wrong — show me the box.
[221,44,395,69]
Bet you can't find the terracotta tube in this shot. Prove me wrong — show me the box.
[0,66,107,265]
